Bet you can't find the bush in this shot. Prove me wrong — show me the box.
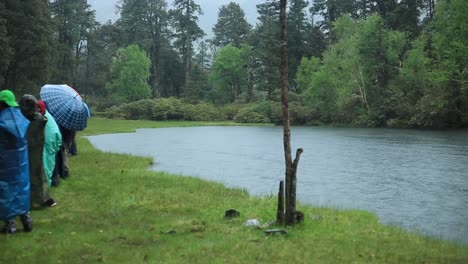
[233,107,270,123]
[103,98,322,125]
[289,102,313,125]
[127,99,155,120]
[221,104,243,120]
[105,98,226,122]
[151,98,188,120]
[184,103,225,121]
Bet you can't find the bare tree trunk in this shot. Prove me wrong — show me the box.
[277,180,285,225]
[280,0,303,226]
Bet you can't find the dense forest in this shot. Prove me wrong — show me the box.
[0,0,466,128]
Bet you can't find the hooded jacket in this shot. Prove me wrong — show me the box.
[43,110,62,186]
[0,107,30,220]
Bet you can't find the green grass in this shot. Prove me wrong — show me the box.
[1,117,467,263]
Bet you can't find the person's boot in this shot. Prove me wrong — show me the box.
[51,166,60,187]
[20,213,32,232]
[44,198,57,207]
[1,219,17,234]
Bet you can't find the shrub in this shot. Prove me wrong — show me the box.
[126,99,155,120]
[184,103,225,121]
[221,104,243,120]
[233,107,270,123]
[289,102,314,125]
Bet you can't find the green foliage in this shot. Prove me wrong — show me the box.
[209,44,250,104]
[108,44,152,103]
[430,0,468,126]
[298,14,406,125]
[393,0,468,128]
[296,56,321,94]
[184,63,211,103]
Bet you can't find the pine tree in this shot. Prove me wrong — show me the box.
[252,0,281,100]
[287,0,310,87]
[212,2,251,48]
[170,0,204,95]
[50,0,96,87]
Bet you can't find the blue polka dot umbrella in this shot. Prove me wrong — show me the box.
[40,84,89,131]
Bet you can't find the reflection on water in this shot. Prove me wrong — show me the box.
[87,126,468,242]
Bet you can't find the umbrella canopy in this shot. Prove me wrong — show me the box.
[40,84,89,131]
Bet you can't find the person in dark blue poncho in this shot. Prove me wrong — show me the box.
[0,90,33,234]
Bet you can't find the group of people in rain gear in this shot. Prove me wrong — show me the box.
[0,90,76,234]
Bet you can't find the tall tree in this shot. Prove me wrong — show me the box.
[171,0,204,93]
[287,0,310,87]
[85,23,125,98]
[50,0,96,87]
[118,0,169,98]
[310,0,355,40]
[157,42,185,97]
[212,2,251,48]
[252,0,281,100]
[194,40,211,71]
[1,0,54,96]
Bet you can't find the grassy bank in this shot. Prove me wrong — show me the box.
[1,118,467,263]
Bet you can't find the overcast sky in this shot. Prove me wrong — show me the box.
[89,0,264,38]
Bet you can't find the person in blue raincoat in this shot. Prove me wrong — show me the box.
[37,100,62,187]
[0,90,33,234]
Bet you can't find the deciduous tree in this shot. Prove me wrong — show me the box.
[108,45,152,102]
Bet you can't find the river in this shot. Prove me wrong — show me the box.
[87,126,468,243]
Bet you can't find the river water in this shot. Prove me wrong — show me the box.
[87,126,468,242]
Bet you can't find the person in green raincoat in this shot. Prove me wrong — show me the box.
[19,95,56,209]
[37,101,62,187]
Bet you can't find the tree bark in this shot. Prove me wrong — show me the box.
[277,180,285,225]
[280,0,303,226]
